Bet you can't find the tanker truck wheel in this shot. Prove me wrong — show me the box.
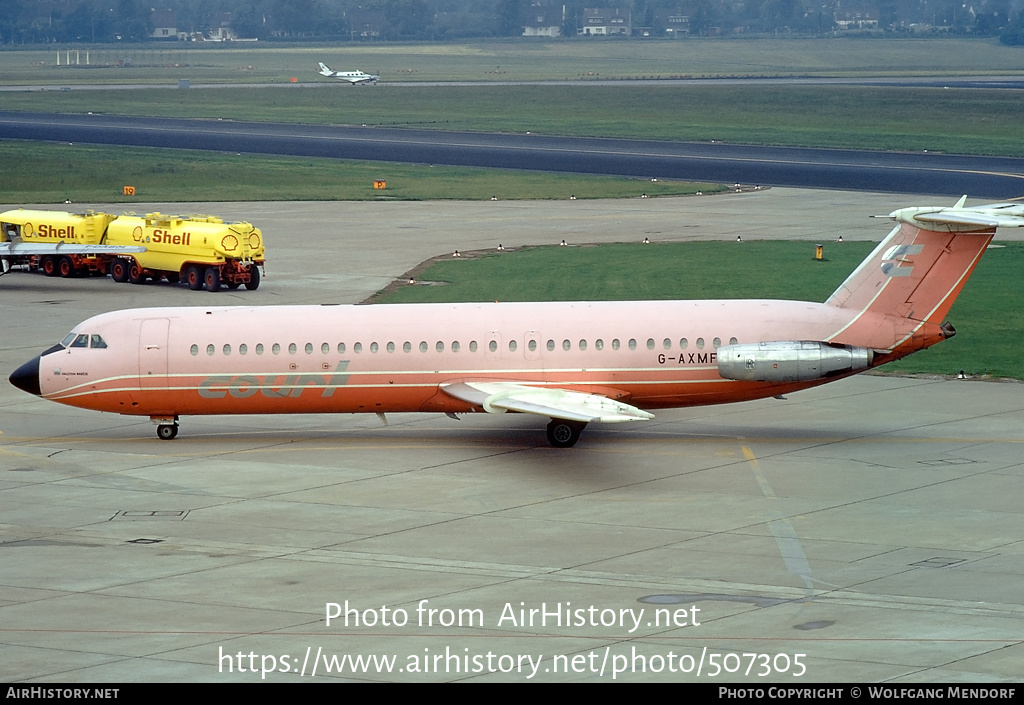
[128,261,147,285]
[58,256,76,278]
[110,258,130,283]
[204,267,221,292]
[244,265,261,291]
[41,257,58,277]
[185,265,203,291]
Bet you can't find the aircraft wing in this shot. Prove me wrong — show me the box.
[440,381,654,423]
[0,242,146,256]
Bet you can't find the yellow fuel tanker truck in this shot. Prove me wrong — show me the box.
[0,209,264,291]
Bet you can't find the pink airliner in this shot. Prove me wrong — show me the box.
[10,199,1024,447]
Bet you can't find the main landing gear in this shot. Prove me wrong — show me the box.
[546,419,588,448]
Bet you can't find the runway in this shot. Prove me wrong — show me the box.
[3,110,1024,199]
[1,190,1022,682]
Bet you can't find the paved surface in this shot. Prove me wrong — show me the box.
[5,111,1024,198]
[1,189,1022,682]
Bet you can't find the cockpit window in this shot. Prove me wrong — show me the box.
[60,332,108,349]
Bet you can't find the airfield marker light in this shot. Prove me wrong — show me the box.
[816,244,823,260]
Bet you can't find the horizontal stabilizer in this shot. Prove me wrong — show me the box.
[441,381,654,423]
[0,243,146,256]
[889,200,1024,232]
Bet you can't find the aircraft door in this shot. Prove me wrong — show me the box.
[138,318,169,390]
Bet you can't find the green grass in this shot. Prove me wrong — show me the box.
[4,39,1024,85]
[0,140,721,203]
[372,241,1024,380]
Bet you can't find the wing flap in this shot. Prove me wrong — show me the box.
[441,382,654,424]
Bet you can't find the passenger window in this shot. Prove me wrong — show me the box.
[370,342,379,353]
[403,342,411,353]
[452,341,460,353]
[663,338,671,350]
[90,335,107,349]
[207,344,216,356]
[489,340,498,353]
[321,343,330,355]
[696,338,705,350]
[547,339,555,352]
[628,339,637,350]
[680,338,688,349]
[562,339,570,351]
[730,337,738,346]
[595,339,603,350]
[256,343,264,355]
[337,342,346,354]
[223,344,231,355]
[713,337,722,348]
[528,340,537,352]
[436,341,445,353]
[288,343,297,355]
[647,339,655,350]
[190,344,199,356]
[469,341,478,352]
[239,344,247,355]
[354,342,362,354]
[305,343,313,354]
[578,339,587,351]
[387,342,395,353]
[272,343,281,355]
[420,341,428,353]
[508,340,516,352]
[612,339,620,350]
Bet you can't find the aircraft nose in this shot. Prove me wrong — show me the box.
[9,355,41,396]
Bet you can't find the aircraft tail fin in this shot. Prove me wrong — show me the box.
[318,62,333,76]
[827,199,1024,328]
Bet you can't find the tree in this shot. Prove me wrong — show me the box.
[495,0,524,36]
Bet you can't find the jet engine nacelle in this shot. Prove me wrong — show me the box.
[718,341,873,382]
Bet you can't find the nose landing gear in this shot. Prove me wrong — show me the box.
[152,416,180,440]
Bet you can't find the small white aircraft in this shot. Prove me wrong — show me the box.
[317,63,378,84]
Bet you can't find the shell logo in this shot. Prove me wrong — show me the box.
[221,234,239,252]
[132,226,144,242]
[248,233,261,249]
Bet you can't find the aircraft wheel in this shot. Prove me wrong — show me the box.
[41,257,58,277]
[128,261,146,284]
[546,419,587,448]
[244,265,261,290]
[156,424,178,440]
[58,256,76,277]
[204,267,221,292]
[110,258,130,283]
[185,265,203,290]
